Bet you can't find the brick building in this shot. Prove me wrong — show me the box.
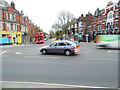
[91,1,120,35]
[118,0,120,29]
[0,0,39,44]
[70,13,92,41]
[69,0,120,42]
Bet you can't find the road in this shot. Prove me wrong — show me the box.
[1,40,119,88]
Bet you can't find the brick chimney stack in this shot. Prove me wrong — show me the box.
[11,1,15,9]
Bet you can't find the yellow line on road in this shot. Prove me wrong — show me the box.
[0,81,114,89]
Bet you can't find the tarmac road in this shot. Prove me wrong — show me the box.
[1,40,119,88]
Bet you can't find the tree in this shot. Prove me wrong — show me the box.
[52,11,75,39]
[52,23,61,31]
[49,30,55,39]
[57,11,74,33]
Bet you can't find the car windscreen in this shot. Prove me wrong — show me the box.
[38,36,43,39]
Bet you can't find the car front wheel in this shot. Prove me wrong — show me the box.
[65,50,71,56]
[42,49,47,55]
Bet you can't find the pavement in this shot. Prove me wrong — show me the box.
[0,44,32,49]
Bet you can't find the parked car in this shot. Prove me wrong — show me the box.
[40,40,79,56]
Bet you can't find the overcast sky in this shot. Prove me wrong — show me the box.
[7,0,118,33]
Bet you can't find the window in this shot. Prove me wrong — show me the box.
[9,23,11,30]
[0,1,3,5]
[115,12,118,17]
[107,11,113,19]
[38,36,42,39]
[58,42,66,46]
[98,25,101,30]
[7,23,9,30]
[66,42,72,46]
[6,12,8,20]
[93,26,95,30]
[98,16,100,21]
[115,22,118,27]
[2,34,6,37]
[0,10,1,19]
[13,24,16,30]
[10,13,13,20]
[103,15,105,20]
[75,23,77,28]
[94,17,95,22]
[51,43,57,46]
[11,24,13,30]
[102,24,105,29]
[14,14,16,21]
[18,34,20,37]
[14,24,16,30]
[0,21,2,30]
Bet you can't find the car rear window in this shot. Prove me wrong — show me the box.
[66,41,76,46]
[66,42,72,46]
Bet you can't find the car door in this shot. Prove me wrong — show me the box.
[56,42,67,54]
[48,42,58,53]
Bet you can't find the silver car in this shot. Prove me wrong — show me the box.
[40,40,79,56]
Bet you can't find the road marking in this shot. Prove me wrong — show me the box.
[84,58,118,61]
[0,81,115,89]
[15,52,22,55]
[108,50,112,52]
[25,56,61,59]
[0,51,7,55]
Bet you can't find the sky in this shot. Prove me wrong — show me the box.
[7,0,118,33]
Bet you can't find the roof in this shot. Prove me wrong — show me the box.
[0,0,9,7]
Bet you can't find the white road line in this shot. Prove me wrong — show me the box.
[25,56,61,59]
[15,52,22,55]
[84,58,118,61]
[0,81,114,89]
[0,51,7,55]
[108,50,112,52]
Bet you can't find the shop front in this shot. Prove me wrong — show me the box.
[0,31,22,45]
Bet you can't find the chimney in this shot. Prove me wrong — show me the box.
[81,14,84,17]
[11,1,15,9]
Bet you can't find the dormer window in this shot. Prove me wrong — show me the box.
[107,11,113,20]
